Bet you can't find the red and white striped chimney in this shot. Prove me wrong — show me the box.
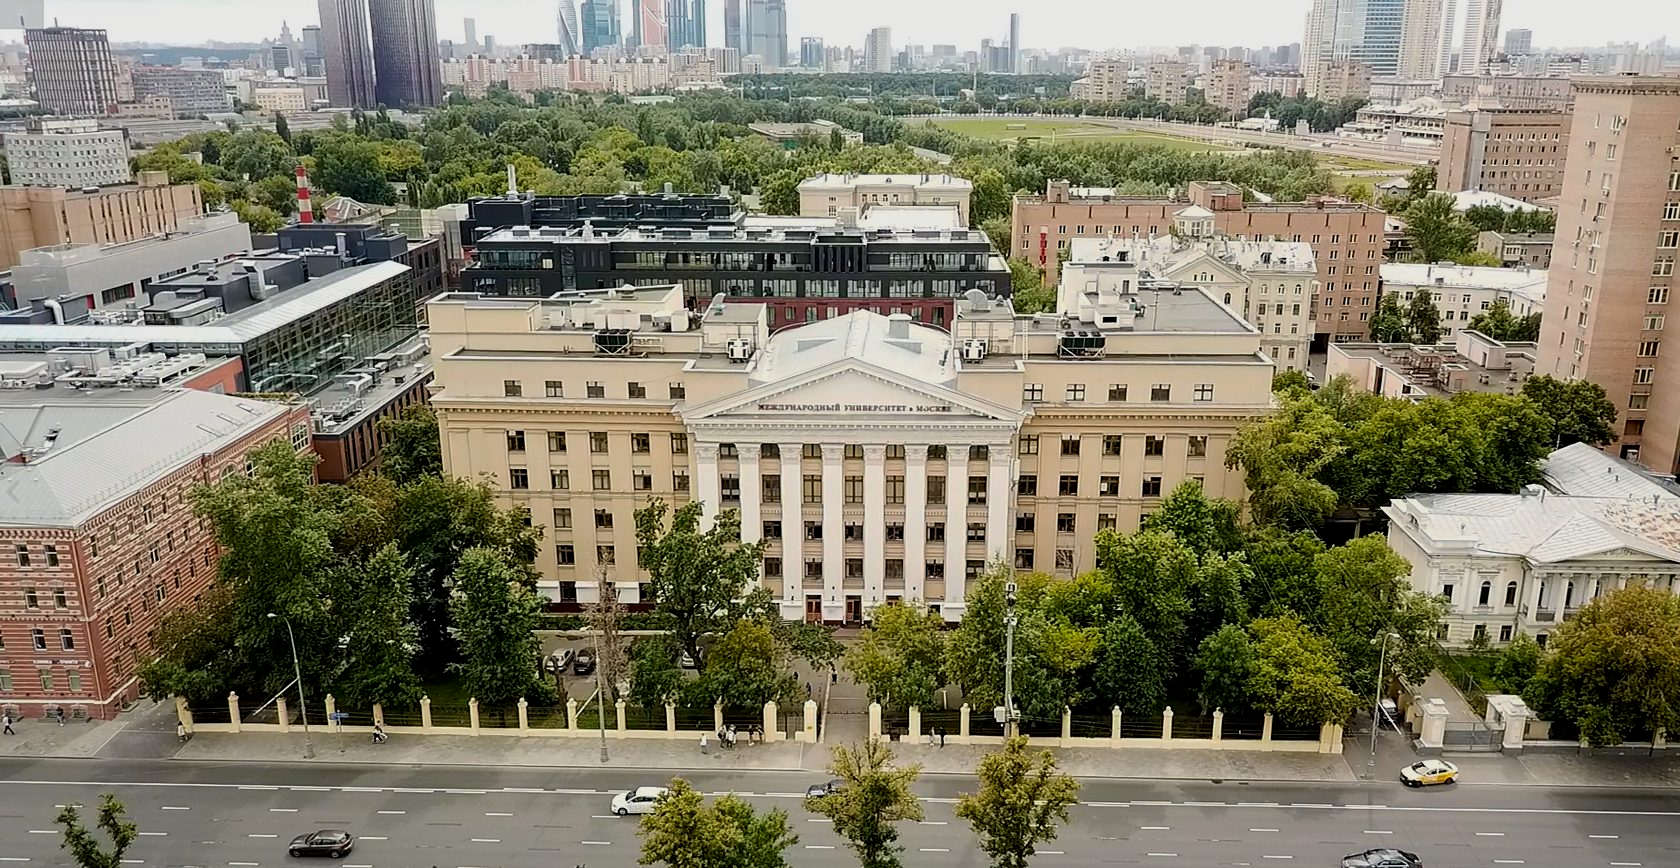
[295,165,314,224]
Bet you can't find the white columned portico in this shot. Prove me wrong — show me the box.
[739,446,762,545]
[903,447,929,602]
[863,444,887,610]
[986,448,1013,565]
[1526,570,1545,621]
[695,442,722,531]
[780,443,805,618]
[822,443,845,621]
[944,454,967,620]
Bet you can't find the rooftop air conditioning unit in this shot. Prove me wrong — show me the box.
[962,339,988,362]
[726,339,753,362]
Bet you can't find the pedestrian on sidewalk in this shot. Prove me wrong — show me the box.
[937,726,945,748]
[2,713,13,735]
[805,682,812,699]
[830,666,838,685]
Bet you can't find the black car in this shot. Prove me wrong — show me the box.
[1340,848,1422,868]
[805,779,843,799]
[573,647,596,675]
[289,830,355,858]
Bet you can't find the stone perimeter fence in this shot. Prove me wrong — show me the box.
[176,694,1344,754]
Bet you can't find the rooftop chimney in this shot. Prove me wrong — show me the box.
[506,163,517,197]
[295,165,313,224]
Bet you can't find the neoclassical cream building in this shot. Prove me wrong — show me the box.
[427,280,1274,623]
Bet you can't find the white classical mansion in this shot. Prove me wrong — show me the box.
[1385,443,1680,648]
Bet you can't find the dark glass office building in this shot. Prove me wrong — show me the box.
[459,192,742,245]
[462,224,1011,329]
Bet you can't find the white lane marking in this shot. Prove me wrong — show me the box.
[161,806,190,811]
[1364,830,1392,835]
[291,786,331,792]
[1086,801,1130,808]
[765,792,802,797]
[445,789,488,795]
[1185,801,1226,807]
[555,788,597,795]
[248,834,278,839]
[27,830,57,834]
[1261,857,1293,861]
[377,810,406,815]
[920,820,948,825]
[1141,826,1172,830]
[121,861,144,865]
[804,845,835,850]
[580,841,610,846]
[502,787,545,794]
[484,812,514,817]
[919,849,950,853]
[238,786,278,791]
[1040,852,1064,856]
[1133,800,1173,806]
[807,818,832,823]
[1609,863,1643,867]
[360,837,388,841]
[344,864,374,867]
[1250,828,1279,833]
[1590,835,1620,839]
[1238,802,1280,807]
[268,808,298,813]
[229,863,260,866]
[1291,803,1333,808]
[1146,854,1178,858]
[468,839,500,843]
[138,832,167,837]
[1477,832,1506,837]
[341,787,382,793]
[0,859,30,863]
[392,788,434,794]
[1492,862,1525,865]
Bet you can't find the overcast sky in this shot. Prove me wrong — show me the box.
[28,0,1672,51]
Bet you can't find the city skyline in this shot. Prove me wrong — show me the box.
[30,0,1669,53]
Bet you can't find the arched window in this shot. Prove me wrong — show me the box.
[1295,284,1304,294]
[1223,292,1232,305]
[1504,581,1518,607]
[1478,581,1492,606]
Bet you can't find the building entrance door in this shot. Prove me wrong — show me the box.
[805,596,822,623]
[845,595,863,624]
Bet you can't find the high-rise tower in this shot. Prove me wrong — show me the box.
[557,0,582,56]
[23,26,118,115]
[316,0,376,108]
[370,0,443,107]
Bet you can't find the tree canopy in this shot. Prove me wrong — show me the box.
[1526,585,1680,746]
[638,778,798,868]
[955,736,1081,868]
[805,741,924,868]
[636,498,765,667]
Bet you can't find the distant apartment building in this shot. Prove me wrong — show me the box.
[1442,74,1574,111]
[1504,29,1533,55]
[1204,59,1251,114]
[1249,72,1304,98]
[130,67,231,117]
[1436,108,1571,203]
[1145,60,1191,104]
[797,173,974,225]
[23,27,118,116]
[1330,330,1538,401]
[1536,76,1680,473]
[0,173,204,272]
[1381,261,1549,336]
[249,81,309,113]
[1072,60,1130,102]
[1478,230,1553,269]
[1011,180,1387,345]
[3,118,132,188]
[863,27,893,73]
[1313,59,1373,101]
[1396,0,1445,80]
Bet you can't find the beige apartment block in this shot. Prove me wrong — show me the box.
[1437,108,1571,204]
[0,172,203,270]
[1145,60,1191,105]
[1012,180,1386,344]
[1536,76,1680,473]
[1313,59,1372,102]
[796,173,974,225]
[1204,59,1251,115]
[427,282,1272,624]
[1073,59,1131,102]
[1442,74,1575,111]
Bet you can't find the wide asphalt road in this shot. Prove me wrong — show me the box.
[0,757,1674,867]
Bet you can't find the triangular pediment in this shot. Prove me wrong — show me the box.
[682,361,1020,423]
[1160,252,1246,285]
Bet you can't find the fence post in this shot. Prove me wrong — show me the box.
[324,694,337,726]
[566,698,579,730]
[666,702,677,735]
[372,703,384,727]
[421,695,433,733]
[276,696,291,733]
[803,698,818,743]
[174,696,193,733]
[1260,712,1274,752]
[518,698,530,735]
[1110,706,1121,747]
[468,698,480,735]
[908,706,921,744]
[615,699,627,734]
[868,702,883,743]
[713,702,724,735]
[228,692,241,733]
[1060,706,1072,747]
[1161,706,1173,742]
[1212,709,1224,743]
[958,703,971,744]
[763,701,779,743]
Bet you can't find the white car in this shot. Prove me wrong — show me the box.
[611,786,669,816]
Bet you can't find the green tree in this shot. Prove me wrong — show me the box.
[759,169,802,214]
[332,542,424,709]
[702,618,799,709]
[197,178,226,210]
[1224,392,1345,529]
[313,135,396,203]
[1008,258,1055,314]
[1495,632,1544,695]
[1403,193,1478,263]
[1520,374,1619,447]
[1452,249,1504,267]
[637,777,799,868]
[1142,479,1245,559]
[1406,286,1443,343]
[247,174,301,214]
[1526,585,1680,746]
[954,736,1082,868]
[636,498,766,667]
[1245,614,1358,726]
[1367,293,1410,343]
[630,633,685,709]
[805,740,924,868]
[1343,181,1374,204]
[1271,369,1312,394]
[844,600,947,710]
[56,794,137,868]
[376,405,444,484]
[1093,529,1197,660]
[1467,298,1520,341]
[274,112,291,143]
[220,130,296,181]
[449,546,551,706]
[1092,615,1168,714]
[1194,624,1254,713]
[714,793,801,868]
[1461,204,1511,233]
[1404,165,1437,199]
[230,199,283,233]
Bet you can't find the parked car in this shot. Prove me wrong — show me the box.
[1399,759,1459,787]
[573,647,596,675]
[611,786,669,816]
[547,648,575,673]
[805,779,843,800]
[288,830,355,858]
[1340,847,1423,868]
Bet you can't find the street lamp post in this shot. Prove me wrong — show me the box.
[267,613,314,760]
[1367,631,1400,778]
[1002,581,1018,739]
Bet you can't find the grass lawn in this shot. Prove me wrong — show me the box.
[1442,653,1502,693]
[926,117,1215,151]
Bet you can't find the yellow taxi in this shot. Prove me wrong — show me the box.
[1400,759,1459,787]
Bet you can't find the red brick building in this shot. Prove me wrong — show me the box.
[0,384,308,720]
